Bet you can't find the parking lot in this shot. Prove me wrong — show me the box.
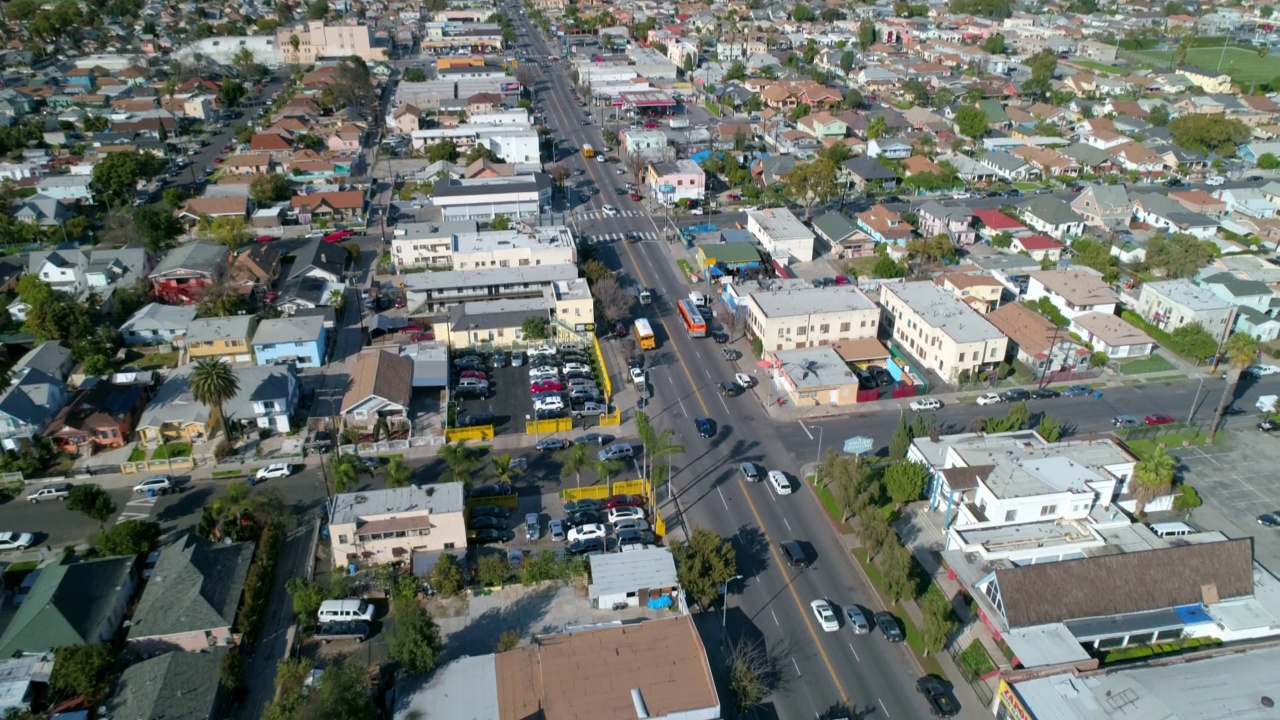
[450,346,613,436]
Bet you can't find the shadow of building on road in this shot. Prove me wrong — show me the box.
[438,584,560,663]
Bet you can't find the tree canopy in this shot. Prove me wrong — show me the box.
[90,151,165,207]
[949,0,1012,18]
[955,105,990,139]
[1168,115,1250,155]
[1143,232,1216,279]
[671,527,738,609]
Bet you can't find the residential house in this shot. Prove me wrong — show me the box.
[981,153,1038,182]
[1024,268,1119,320]
[1198,272,1280,341]
[0,554,137,658]
[291,189,365,224]
[222,364,300,433]
[14,196,71,226]
[812,212,875,258]
[1136,279,1235,335]
[1132,193,1221,239]
[119,303,197,346]
[1020,196,1085,239]
[770,346,870,407]
[136,367,214,445]
[879,281,1009,384]
[149,241,226,304]
[1012,145,1080,177]
[228,245,282,295]
[1071,184,1132,230]
[855,204,916,246]
[1108,141,1166,177]
[971,208,1028,239]
[12,341,74,383]
[126,533,255,654]
[341,350,413,431]
[1070,311,1156,359]
[328,484,466,568]
[392,104,422,133]
[1213,187,1279,219]
[866,136,912,159]
[840,156,899,192]
[0,369,68,451]
[934,272,1006,314]
[252,315,327,368]
[176,196,249,224]
[288,238,347,283]
[796,111,848,141]
[45,381,148,455]
[746,208,816,262]
[987,302,1085,376]
[1010,234,1064,262]
[103,648,227,720]
[1169,189,1228,219]
[646,159,706,206]
[916,202,977,246]
[184,315,256,364]
[745,286,879,352]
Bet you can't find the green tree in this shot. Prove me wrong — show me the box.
[428,552,465,596]
[190,357,239,441]
[66,484,117,528]
[438,440,478,485]
[329,454,370,493]
[206,216,250,251]
[491,453,523,485]
[955,105,990,139]
[1211,333,1261,442]
[858,19,876,50]
[1259,152,1280,170]
[26,290,92,343]
[490,214,512,231]
[284,576,327,622]
[920,591,957,655]
[1143,232,1215,279]
[1069,237,1120,282]
[724,61,747,81]
[792,3,814,20]
[300,656,377,720]
[1147,104,1171,127]
[878,540,917,603]
[386,594,446,673]
[249,173,291,204]
[521,315,549,340]
[883,461,929,507]
[821,450,876,522]
[477,553,511,586]
[594,457,625,491]
[95,519,161,555]
[902,78,930,107]
[90,151,165,207]
[217,79,247,108]
[866,115,888,140]
[384,456,412,488]
[1168,114,1250,155]
[982,33,1007,54]
[873,254,908,279]
[305,0,329,19]
[402,67,427,82]
[1173,485,1203,516]
[889,417,912,460]
[50,644,114,704]
[671,527,738,609]
[1167,322,1218,360]
[782,157,837,220]
[555,441,590,489]
[1132,445,1176,514]
[132,204,183,252]
[1037,414,1063,442]
[423,139,460,162]
[858,513,894,561]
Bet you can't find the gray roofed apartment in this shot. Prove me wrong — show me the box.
[127,534,255,654]
[104,647,228,720]
[0,554,137,657]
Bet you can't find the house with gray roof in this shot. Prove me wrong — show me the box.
[222,363,300,433]
[12,341,73,382]
[252,316,327,368]
[12,196,71,226]
[1136,279,1235,337]
[1021,196,1085,239]
[0,368,68,450]
[1198,272,1280,341]
[127,534,255,654]
[119,302,198,347]
[1071,183,1132,229]
[0,553,137,657]
[136,366,214,446]
[981,152,1038,181]
[149,241,226,305]
[1132,193,1221,239]
[288,237,348,283]
[104,647,227,720]
[840,156,899,192]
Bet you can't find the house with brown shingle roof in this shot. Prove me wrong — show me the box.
[901,155,945,177]
[177,196,249,223]
[1169,189,1228,218]
[249,133,293,153]
[290,190,364,222]
[855,204,915,246]
[987,302,1084,373]
[340,350,413,429]
[1012,145,1080,177]
[219,154,272,176]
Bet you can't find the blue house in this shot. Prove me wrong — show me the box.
[251,315,327,368]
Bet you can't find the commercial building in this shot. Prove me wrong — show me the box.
[429,174,553,221]
[275,21,386,64]
[770,346,867,406]
[647,159,706,206]
[401,263,580,315]
[442,280,595,348]
[746,208,816,263]
[410,125,541,166]
[328,484,466,568]
[390,222,576,270]
[588,548,681,610]
[879,281,1008,384]
[746,285,878,352]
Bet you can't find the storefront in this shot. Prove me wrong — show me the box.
[995,679,1035,720]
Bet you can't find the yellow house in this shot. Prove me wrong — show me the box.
[184,315,257,364]
[136,368,215,446]
[444,279,597,349]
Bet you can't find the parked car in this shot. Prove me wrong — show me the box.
[1260,419,1279,432]
[567,523,607,542]
[564,498,603,514]
[1030,388,1060,399]
[536,438,570,451]
[1259,513,1280,528]
[811,599,840,632]
[531,380,563,393]
[1112,415,1141,428]
[470,516,508,531]
[549,519,566,542]
[567,537,607,555]
[1000,388,1031,402]
[875,611,905,642]
[27,482,72,503]
[612,518,651,533]
[975,393,1002,406]
[734,372,756,388]
[470,505,511,519]
[1144,413,1176,426]
[598,444,633,461]
[1062,384,1092,397]
[255,463,292,481]
[470,482,514,498]
[133,475,173,494]
[910,398,942,412]
[844,605,871,634]
[469,529,515,545]
[916,675,961,717]
[0,532,34,551]
[607,506,644,524]
[606,494,645,509]
[575,433,614,446]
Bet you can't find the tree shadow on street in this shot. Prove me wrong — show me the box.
[437,584,560,664]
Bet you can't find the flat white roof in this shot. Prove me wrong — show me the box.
[329,484,464,524]
[750,285,876,318]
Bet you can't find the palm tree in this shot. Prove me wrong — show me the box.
[1210,332,1261,442]
[384,457,412,488]
[438,440,478,485]
[594,458,625,492]
[189,358,239,442]
[330,454,370,493]
[1132,446,1176,515]
[327,289,345,310]
[555,442,590,489]
[635,411,656,479]
[866,116,887,140]
[491,453,523,485]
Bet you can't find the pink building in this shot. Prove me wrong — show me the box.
[646,159,706,207]
[276,20,386,64]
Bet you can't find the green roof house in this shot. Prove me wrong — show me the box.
[127,534,256,655]
[104,647,227,720]
[0,554,137,657]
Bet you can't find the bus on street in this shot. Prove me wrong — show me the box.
[676,299,707,338]
[582,143,595,158]
[634,318,657,350]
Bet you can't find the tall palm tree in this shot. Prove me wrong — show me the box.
[491,453,523,485]
[438,440,477,485]
[1210,332,1261,442]
[384,457,412,488]
[555,442,590,489]
[635,411,656,479]
[646,427,685,514]
[189,358,239,442]
[1132,446,1176,515]
[594,458,625,492]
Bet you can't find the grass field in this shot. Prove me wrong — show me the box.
[1132,46,1280,85]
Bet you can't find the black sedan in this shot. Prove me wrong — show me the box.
[566,510,604,527]
[695,417,716,438]
[567,537,609,555]
[1030,388,1060,399]
[1000,388,1031,402]
[916,676,960,717]
[1223,405,1247,417]
[469,516,508,531]
[563,499,603,514]
[470,482,514,498]
[1259,513,1280,528]
[711,330,729,343]
[575,433,615,446]
[470,505,511,519]
[469,529,515,545]
[875,611,905,642]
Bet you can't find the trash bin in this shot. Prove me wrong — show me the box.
[147,489,156,498]
[1094,391,1103,399]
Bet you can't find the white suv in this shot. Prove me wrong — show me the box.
[768,470,793,495]
[602,204,619,216]
[608,506,644,524]
[910,398,942,412]
[255,463,292,481]
[133,475,173,494]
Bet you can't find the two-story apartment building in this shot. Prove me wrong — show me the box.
[746,286,879,352]
[1136,279,1235,335]
[647,159,706,206]
[402,263,580,315]
[328,484,466,568]
[879,281,1009,384]
[184,315,256,364]
[746,208,816,263]
[251,315,327,368]
[1023,268,1118,320]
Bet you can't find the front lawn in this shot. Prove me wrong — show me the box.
[1115,354,1176,375]
[152,442,192,460]
[127,446,146,463]
[127,351,179,370]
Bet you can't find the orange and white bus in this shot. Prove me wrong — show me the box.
[676,299,707,338]
[634,318,657,350]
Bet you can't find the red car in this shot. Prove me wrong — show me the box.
[605,494,645,509]
[643,121,658,129]
[531,380,562,393]
[255,235,276,243]
[322,232,345,243]
[330,229,355,240]
[726,192,742,201]
[833,275,851,285]
[630,192,641,201]
[459,370,487,381]
[221,145,231,152]
[1144,414,1175,426]
[213,157,223,164]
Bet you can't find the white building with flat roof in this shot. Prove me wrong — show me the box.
[878,281,1008,384]
[429,174,553,221]
[746,285,879,351]
[328,484,466,568]
[746,208,816,263]
[391,222,575,270]
[401,262,581,313]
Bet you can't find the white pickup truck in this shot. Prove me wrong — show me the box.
[1258,395,1278,413]
[27,482,72,503]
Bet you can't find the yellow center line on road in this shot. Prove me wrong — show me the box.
[617,240,852,709]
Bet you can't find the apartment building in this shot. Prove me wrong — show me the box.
[879,281,1008,384]
[746,286,879,351]
[275,21,386,64]
[328,484,466,568]
[1136,279,1235,334]
[429,174,553,221]
[1023,268,1118,320]
[442,282,595,349]
[746,208,816,263]
[392,223,577,270]
[402,263,581,315]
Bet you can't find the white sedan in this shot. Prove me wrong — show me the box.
[630,367,646,385]
[975,393,1003,406]
[1250,364,1280,376]
[133,475,173,494]
[0,532,34,551]
[811,599,840,632]
[567,523,607,542]
[255,463,292,481]
[734,372,757,388]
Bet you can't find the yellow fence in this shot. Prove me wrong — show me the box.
[591,335,614,402]
[560,479,667,537]
[465,493,519,520]
[598,408,622,426]
[526,417,573,435]
[119,457,196,474]
[445,425,495,442]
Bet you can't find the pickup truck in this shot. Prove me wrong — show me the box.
[27,482,72,504]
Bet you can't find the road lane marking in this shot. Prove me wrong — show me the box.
[771,609,780,626]
[879,698,890,717]
[848,642,860,662]
[799,422,814,440]
[784,517,792,532]
[792,657,802,676]
[717,486,729,510]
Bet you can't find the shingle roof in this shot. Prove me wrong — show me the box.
[105,647,226,720]
[150,241,225,278]
[128,534,255,641]
[341,350,413,413]
[995,538,1254,629]
[0,554,136,656]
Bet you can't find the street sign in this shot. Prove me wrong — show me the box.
[842,436,874,455]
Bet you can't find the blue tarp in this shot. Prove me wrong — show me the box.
[647,595,673,610]
[708,265,725,277]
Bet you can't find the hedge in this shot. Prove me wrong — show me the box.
[236,522,282,645]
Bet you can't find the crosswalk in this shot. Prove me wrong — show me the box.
[576,209,647,220]
[581,230,667,244]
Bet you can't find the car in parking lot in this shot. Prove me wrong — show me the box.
[469,529,515,545]
[471,505,511,519]
[567,537,607,555]
[133,475,173,494]
[844,605,871,634]
[1144,413,1176,426]
[470,516,508,531]
[875,611,905,642]
[1112,415,1141,428]
[1062,384,1092,397]
[598,444,633,461]
[255,463,292,481]
[459,370,488,381]
[549,519,566,541]
[811,599,839,632]
[606,494,645,509]
[0,532,34,551]
[768,470,793,495]
[975,393,1002,406]
[1259,513,1280,528]
[694,417,716,438]
[528,345,557,357]
[470,482,514,498]
[617,528,655,546]
[564,498,603,514]
[910,398,942,412]
[454,356,486,370]
[1000,388,1031,402]
[613,518,651,533]
[1030,388,1060,399]
[562,362,591,374]
[536,438,570,451]
[567,523,607,542]
[916,676,960,717]
[566,510,604,528]
[531,380,563,393]
[608,506,645,524]
[457,411,494,427]
[510,350,526,366]
[868,366,894,387]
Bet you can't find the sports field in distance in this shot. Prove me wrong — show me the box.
[1131,46,1280,86]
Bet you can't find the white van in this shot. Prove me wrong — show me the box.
[318,599,376,624]
[689,291,707,307]
[1149,522,1195,538]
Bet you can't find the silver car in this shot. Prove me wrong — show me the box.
[843,604,871,634]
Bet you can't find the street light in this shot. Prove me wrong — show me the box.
[814,423,824,466]
[722,574,744,627]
